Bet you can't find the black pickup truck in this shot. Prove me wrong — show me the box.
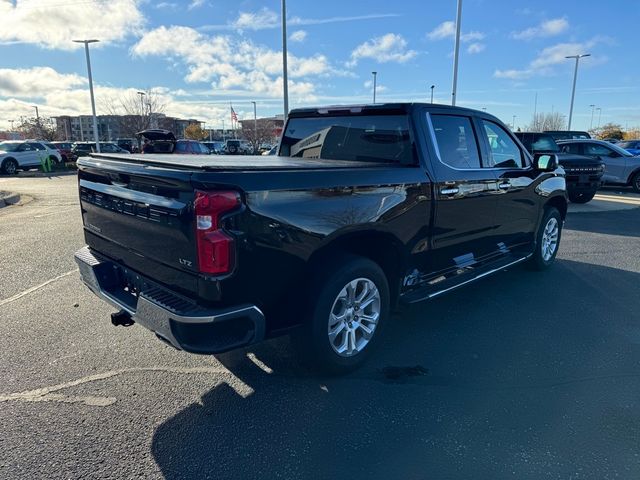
[515,132,604,203]
[75,104,567,373]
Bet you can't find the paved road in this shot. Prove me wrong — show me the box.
[1,174,639,479]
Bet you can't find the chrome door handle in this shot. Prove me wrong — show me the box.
[440,187,459,195]
[498,182,511,190]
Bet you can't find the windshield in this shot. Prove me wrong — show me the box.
[281,114,414,163]
[0,142,20,152]
[617,141,636,149]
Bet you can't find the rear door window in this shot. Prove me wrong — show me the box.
[430,114,481,169]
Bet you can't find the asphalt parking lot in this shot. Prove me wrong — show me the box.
[1,173,639,480]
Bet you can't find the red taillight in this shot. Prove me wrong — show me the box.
[194,190,241,275]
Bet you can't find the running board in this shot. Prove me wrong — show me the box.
[400,254,532,304]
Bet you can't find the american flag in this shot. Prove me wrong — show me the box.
[231,106,238,122]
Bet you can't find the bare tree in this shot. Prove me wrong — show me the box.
[101,89,166,138]
[241,120,277,151]
[526,112,567,132]
[16,117,59,141]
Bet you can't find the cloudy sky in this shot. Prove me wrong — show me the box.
[1,0,638,131]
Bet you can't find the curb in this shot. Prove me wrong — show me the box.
[0,192,20,208]
[15,170,77,178]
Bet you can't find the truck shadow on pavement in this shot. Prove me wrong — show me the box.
[151,259,640,480]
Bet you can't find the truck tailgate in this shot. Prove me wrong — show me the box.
[78,157,202,297]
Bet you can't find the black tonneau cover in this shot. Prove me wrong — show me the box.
[86,153,399,171]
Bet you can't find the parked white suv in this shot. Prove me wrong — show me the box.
[0,141,62,174]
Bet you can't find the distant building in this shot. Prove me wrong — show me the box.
[53,114,204,142]
[238,115,285,142]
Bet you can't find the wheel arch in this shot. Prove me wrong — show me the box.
[627,167,640,185]
[307,229,405,308]
[545,194,568,220]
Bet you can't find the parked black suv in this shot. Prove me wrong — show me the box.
[515,132,604,203]
[75,104,567,373]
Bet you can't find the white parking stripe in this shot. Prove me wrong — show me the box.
[0,268,78,307]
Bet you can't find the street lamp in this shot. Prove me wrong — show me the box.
[137,90,146,117]
[565,53,590,131]
[596,107,602,128]
[251,101,258,151]
[430,85,435,104]
[589,104,596,130]
[32,105,41,138]
[281,0,289,120]
[371,71,378,103]
[451,0,463,105]
[73,39,100,152]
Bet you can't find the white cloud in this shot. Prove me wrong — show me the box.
[0,67,248,131]
[188,0,205,10]
[131,26,342,102]
[427,21,485,43]
[512,17,569,40]
[348,33,417,67]
[467,43,485,54]
[0,0,145,50]
[290,30,307,42]
[363,80,387,93]
[494,38,606,79]
[203,10,400,32]
[0,67,86,97]
[232,7,279,30]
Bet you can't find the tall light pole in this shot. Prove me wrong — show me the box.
[137,91,146,121]
[430,84,435,104]
[451,0,463,105]
[372,71,378,103]
[73,39,100,152]
[251,101,258,151]
[596,107,602,128]
[512,115,517,130]
[32,105,40,138]
[565,53,590,131]
[281,0,289,120]
[589,104,596,130]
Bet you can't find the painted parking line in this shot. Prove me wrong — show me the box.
[0,269,78,307]
[593,194,640,205]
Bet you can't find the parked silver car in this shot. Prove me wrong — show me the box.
[557,139,640,192]
[0,140,62,174]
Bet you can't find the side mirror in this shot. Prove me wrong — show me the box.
[534,153,558,172]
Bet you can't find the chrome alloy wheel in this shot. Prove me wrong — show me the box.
[327,278,381,357]
[541,217,559,261]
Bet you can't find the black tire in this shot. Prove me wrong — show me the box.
[294,255,390,374]
[631,172,640,193]
[568,190,596,203]
[528,207,562,271]
[1,158,18,175]
[49,155,61,165]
